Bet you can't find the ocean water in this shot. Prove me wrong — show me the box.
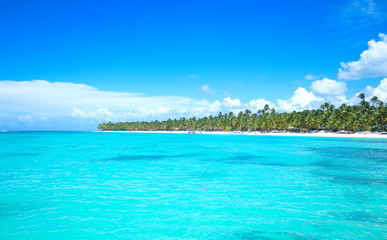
[0,132,386,240]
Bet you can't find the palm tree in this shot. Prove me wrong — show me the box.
[263,104,270,114]
[371,97,385,131]
[98,96,384,133]
[358,93,366,105]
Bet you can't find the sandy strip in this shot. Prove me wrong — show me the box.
[97,130,387,139]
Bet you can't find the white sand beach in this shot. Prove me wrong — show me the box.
[98,130,387,139]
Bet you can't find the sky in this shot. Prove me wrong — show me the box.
[1,0,387,130]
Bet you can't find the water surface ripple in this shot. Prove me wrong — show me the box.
[0,132,386,239]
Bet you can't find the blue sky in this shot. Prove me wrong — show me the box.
[1,0,387,130]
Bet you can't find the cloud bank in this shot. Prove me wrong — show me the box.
[363,78,387,101]
[1,79,387,130]
[338,33,387,80]
[276,88,323,112]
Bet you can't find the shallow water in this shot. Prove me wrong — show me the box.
[0,132,386,239]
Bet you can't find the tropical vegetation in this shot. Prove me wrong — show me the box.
[98,95,386,132]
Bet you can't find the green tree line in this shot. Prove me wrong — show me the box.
[98,94,386,132]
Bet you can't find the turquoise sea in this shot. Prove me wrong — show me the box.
[0,132,386,239]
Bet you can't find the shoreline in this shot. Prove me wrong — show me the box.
[97,130,387,139]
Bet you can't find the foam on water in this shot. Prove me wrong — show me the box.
[0,132,386,239]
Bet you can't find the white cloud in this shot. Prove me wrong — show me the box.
[0,80,265,129]
[208,100,222,112]
[70,108,90,118]
[345,0,381,18]
[276,99,296,112]
[277,87,324,112]
[338,33,387,80]
[304,74,323,81]
[363,78,387,101]
[123,106,173,118]
[335,0,384,26]
[247,99,274,111]
[18,114,33,122]
[96,108,116,117]
[333,95,349,105]
[346,78,387,105]
[327,95,349,106]
[70,108,115,120]
[310,78,347,95]
[2,79,384,130]
[305,74,314,81]
[199,84,213,94]
[290,87,323,107]
[223,97,242,107]
[0,80,212,122]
